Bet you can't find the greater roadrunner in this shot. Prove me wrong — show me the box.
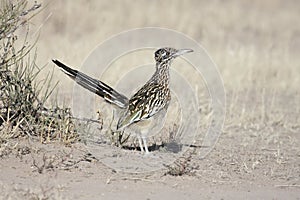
[52,47,193,153]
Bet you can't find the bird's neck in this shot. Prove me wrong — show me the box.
[151,61,170,86]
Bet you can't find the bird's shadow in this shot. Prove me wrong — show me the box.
[121,141,184,153]
[121,143,165,152]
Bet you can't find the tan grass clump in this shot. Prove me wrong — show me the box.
[0,0,78,148]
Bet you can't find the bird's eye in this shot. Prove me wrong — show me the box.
[161,51,167,57]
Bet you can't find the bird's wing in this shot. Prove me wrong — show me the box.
[117,82,170,129]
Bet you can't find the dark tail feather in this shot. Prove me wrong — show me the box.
[52,59,128,108]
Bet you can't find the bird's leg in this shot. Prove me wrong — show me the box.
[142,136,149,154]
[137,136,144,152]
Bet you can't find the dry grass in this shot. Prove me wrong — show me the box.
[0,0,78,153]
[32,0,300,87]
[0,1,299,198]
[21,0,299,171]
[29,0,300,131]
[0,0,297,154]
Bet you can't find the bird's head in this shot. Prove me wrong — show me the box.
[154,47,193,63]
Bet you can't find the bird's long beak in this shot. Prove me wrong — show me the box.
[173,49,193,57]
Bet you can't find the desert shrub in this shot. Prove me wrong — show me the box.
[0,0,78,145]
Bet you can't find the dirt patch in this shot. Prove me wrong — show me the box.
[0,93,299,199]
[1,0,300,199]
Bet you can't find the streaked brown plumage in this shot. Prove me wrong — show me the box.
[53,47,193,153]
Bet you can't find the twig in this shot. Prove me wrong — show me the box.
[106,177,166,184]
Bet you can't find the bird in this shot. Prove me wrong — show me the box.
[52,47,193,153]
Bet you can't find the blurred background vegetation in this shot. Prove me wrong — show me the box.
[32,0,300,90]
[31,0,299,130]
[1,0,299,148]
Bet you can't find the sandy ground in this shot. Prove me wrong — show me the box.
[0,93,299,199]
[0,106,299,199]
[1,0,300,199]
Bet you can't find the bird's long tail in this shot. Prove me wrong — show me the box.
[52,59,128,109]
